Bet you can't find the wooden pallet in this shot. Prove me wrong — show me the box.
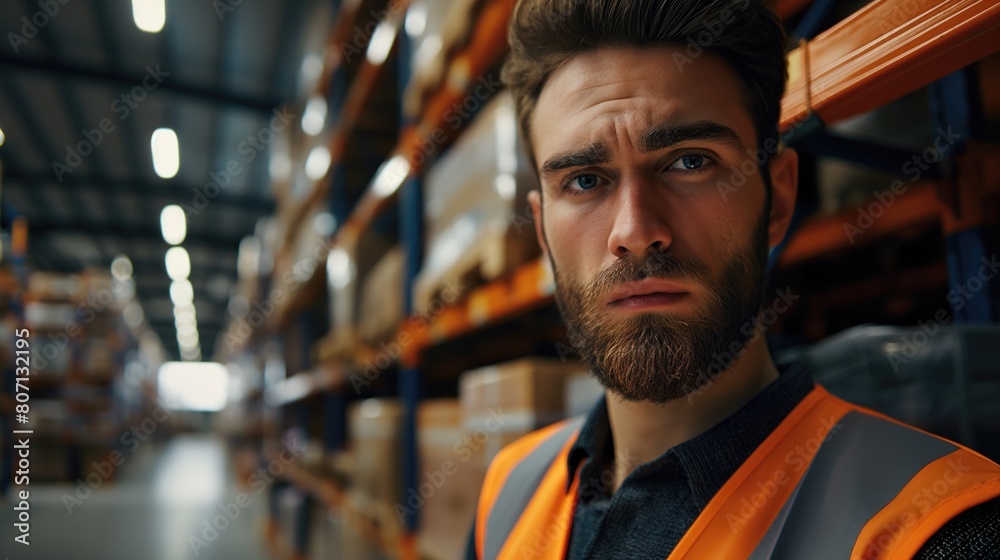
[413,227,540,317]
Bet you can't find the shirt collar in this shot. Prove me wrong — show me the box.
[565,361,815,507]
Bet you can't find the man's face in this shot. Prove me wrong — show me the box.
[528,46,789,404]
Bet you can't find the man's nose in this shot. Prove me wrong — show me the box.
[607,178,674,259]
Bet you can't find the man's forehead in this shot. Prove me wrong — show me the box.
[529,46,754,160]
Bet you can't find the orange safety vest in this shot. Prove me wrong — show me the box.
[474,385,1000,559]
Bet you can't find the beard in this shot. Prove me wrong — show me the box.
[550,208,770,404]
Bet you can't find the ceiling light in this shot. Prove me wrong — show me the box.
[177,330,199,347]
[164,246,190,280]
[151,128,179,178]
[176,322,197,337]
[404,2,427,37]
[366,20,397,65]
[110,254,133,281]
[300,53,323,84]
[132,0,165,33]
[122,302,144,328]
[0,127,6,147]
[301,96,327,136]
[305,146,331,181]
[174,307,196,325]
[372,155,411,197]
[269,149,290,181]
[160,204,186,245]
[312,212,336,237]
[169,279,194,306]
[327,247,354,289]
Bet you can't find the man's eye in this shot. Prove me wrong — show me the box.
[669,154,709,171]
[568,174,600,190]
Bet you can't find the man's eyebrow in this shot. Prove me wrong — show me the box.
[538,122,747,177]
[639,121,747,153]
[540,143,611,176]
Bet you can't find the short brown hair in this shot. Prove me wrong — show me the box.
[502,0,788,167]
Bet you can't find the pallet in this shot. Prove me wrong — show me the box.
[413,227,540,317]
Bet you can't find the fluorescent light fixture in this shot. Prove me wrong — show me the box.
[132,0,165,33]
[110,254,133,281]
[366,20,397,65]
[176,322,197,337]
[269,150,291,181]
[160,204,186,245]
[151,128,179,178]
[180,349,202,363]
[372,155,411,197]
[169,279,194,306]
[327,247,354,290]
[312,212,336,237]
[237,236,261,279]
[122,302,144,328]
[177,330,199,347]
[305,146,331,181]
[158,362,228,410]
[300,53,323,83]
[494,173,516,200]
[164,246,190,281]
[174,307,196,325]
[405,2,427,37]
[0,127,6,147]
[301,96,327,136]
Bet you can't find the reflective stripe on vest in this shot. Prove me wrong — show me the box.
[475,385,1000,560]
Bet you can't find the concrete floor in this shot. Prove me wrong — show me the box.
[0,434,272,560]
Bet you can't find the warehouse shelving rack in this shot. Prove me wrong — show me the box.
[236,0,1000,558]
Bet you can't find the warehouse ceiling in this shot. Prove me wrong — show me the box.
[0,0,321,360]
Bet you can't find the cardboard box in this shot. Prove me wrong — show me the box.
[348,399,403,508]
[417,400,488,560]
[358,246,405,346]
[460,357,586,460]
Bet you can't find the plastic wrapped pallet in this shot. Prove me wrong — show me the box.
[327,231,394,360]
[777,323,1000,461]
[460,357,587,461]
[416,399,487,560]
[358,246,405,346]
[415,91,542,312]
[402,0,480,118]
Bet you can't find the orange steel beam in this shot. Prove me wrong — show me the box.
[782,0,1000,129]
[778,181,942,267]
[400,256,553,365]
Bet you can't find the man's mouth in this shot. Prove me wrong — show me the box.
[605,279,691,310]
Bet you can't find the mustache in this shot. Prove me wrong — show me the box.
[587,251,712,298]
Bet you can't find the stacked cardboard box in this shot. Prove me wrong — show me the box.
[416,399,487,560]
[459,357,587,461]
[358,246,405,346]
[348,398,403,509]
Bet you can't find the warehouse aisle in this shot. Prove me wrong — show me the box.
[0,435,271,560]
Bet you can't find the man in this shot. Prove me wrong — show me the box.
[465,0,1000,558]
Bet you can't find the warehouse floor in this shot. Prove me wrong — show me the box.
[0,435,272,560]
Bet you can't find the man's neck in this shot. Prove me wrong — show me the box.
[604,336,780,493]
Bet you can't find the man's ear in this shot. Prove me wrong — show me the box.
[766,147,798,248]
[527,189,548,256]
